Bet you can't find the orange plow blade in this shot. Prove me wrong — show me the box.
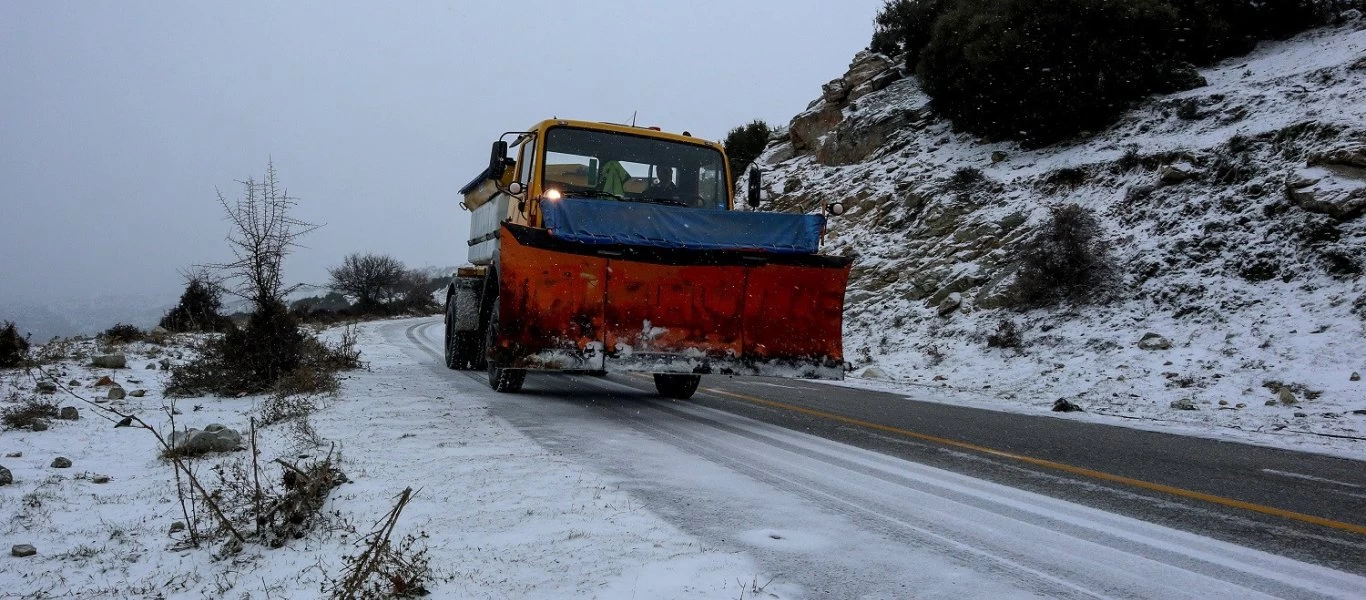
[493,225,851,379]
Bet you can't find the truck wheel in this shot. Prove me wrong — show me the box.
[443,300,460,370]
[485,306,525,393]
[653,374,700,399]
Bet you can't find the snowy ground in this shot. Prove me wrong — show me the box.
[5,318,1365,599]
[0,324,762,599]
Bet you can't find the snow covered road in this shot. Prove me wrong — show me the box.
[394,317,1366,599]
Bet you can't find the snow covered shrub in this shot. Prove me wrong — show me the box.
[0,321,29,368]
[918,0,1188,146]
[167,301,305,397]
[161,273,234,333]
[1011,204,1117,307]
[168,312,361,398]
[723,119,772,184]
[986,319,1023,350]
[101,323,144,344]
[950,166,984,189]
[220,301,305,391]
[1,396,58,430]
[257,392,317,427]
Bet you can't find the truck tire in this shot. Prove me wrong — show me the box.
[443,300,460,369]
[653,374,700,399]
[444,300,481,370]
[485,306,525,393]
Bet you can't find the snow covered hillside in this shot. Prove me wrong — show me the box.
[751,18,1366,455]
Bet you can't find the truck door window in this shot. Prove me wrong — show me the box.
[517,139,535,186]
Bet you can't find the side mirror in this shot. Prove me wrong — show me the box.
[507,181,524,195]
[746,169,762,208]
[488,141,508,180]
[826,201,845,216]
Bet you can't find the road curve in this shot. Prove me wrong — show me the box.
[395,318,1366,599]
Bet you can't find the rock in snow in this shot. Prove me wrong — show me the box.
[1138,333,1172,351]
[168,424,244,454]
[1278,388,1298,405]
[11,544,37,558]
[91,353,127,369]
[1170,399,1198,410]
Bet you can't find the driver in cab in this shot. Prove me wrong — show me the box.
[644,166,677,200]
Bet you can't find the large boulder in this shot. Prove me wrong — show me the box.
[1286,166,1366,220]
[1138,333,1172,350]
[91,353,127,369]
[168,424,244,455]
[788,51,910,166]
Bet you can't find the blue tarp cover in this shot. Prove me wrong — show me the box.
[541,198,825,255]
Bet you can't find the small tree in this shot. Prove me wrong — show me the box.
[1012,204,1117,307]
[724,120,772,184]
[388,269,442,314]
[208,159,320,312]
[173,160,318,395]
[328,253,407,313]
[0,321,29,368]
[161,269,233,333]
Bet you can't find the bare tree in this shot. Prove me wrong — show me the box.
[208,160,320,312]
[328,253,406,311]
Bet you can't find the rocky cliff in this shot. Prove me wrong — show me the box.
[749,18,1366,453]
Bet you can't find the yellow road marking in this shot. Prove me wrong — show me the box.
[656,379,1366,536]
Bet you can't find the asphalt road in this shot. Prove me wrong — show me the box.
[615,371,1366,575]
[398,318,1366,596]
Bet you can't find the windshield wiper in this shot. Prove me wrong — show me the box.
[563,190,623,201]
[632,197,688,207]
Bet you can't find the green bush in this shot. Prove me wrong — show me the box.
[1168,0,1338,64]
[0,321,29,368]
[101,323,144,344]
[869,0,956,68]
[167,301,305,396]
[723,120,772,184]
[919,0,1186,146]
[161,275,234,333]
[1011,204,1117,307]
[898,0,1350,145]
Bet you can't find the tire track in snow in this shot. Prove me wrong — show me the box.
[400,318,1366,598]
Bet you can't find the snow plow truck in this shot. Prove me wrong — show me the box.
[445,119,852,399]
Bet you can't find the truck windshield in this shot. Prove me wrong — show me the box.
[541,127,729,209]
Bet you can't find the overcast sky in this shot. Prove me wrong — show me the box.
[1,1,882,310]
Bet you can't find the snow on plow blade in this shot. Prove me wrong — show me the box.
[492,222,852,379]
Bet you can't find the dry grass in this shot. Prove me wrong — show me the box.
[1,395,59,429]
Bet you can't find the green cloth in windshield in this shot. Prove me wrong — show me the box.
[597,160,630,196]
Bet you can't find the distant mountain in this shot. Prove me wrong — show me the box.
[0,293,173,341]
